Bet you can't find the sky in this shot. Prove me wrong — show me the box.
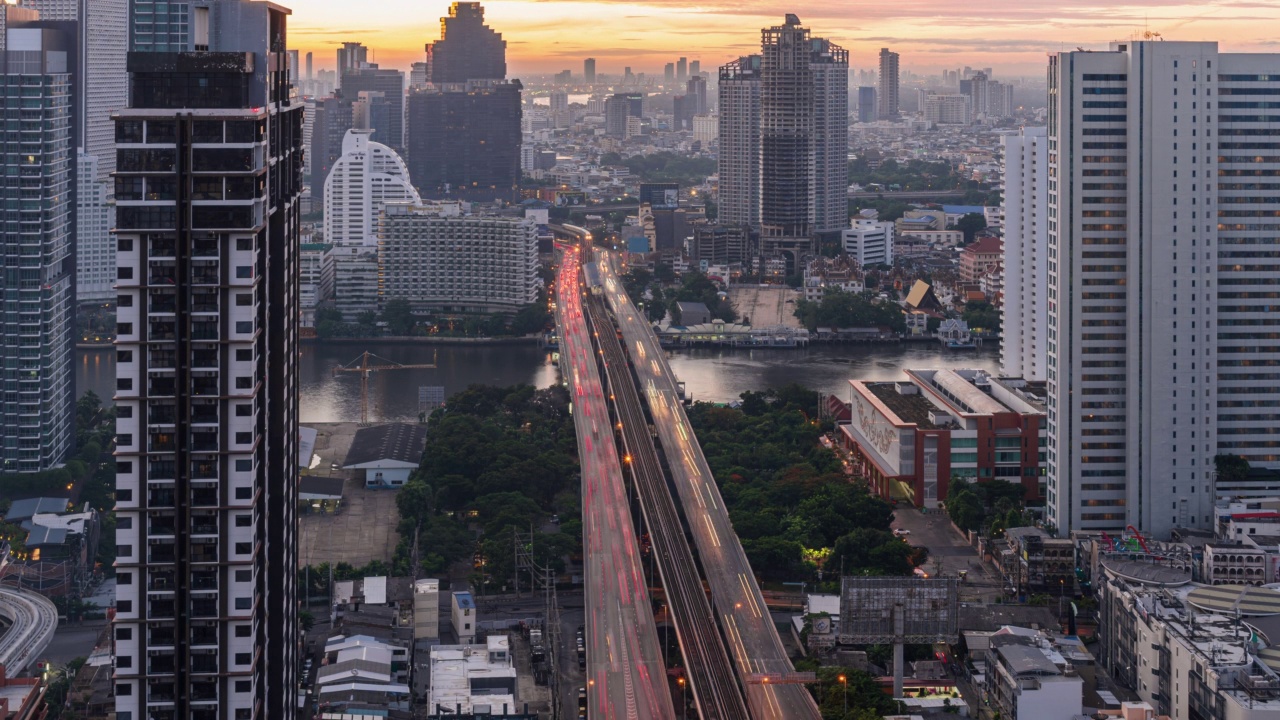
[290,0,1280,78]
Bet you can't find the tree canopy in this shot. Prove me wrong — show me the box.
[793,291,906,333]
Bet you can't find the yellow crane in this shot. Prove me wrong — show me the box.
[332,350,438,424]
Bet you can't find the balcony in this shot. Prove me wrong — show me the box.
[148,655,176,675]
[147,490,175,508]
[191,379,219,397]
[190,599,218,618]
[148,522,176,538]
[191,625,218,646]
[190,432,218,453]
[148,546,176,564]
[191,489,218,507]
[148,379,176,397]
[190,547,218,564]
[190,682,218,703]
[191,519,219,536]
[191,573,218,591]
[149,629,176,647]
[148,572,176,591]
[148,599,176,619]
[191,461,218,481]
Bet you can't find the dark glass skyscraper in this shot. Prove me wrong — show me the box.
[113,1,302,717]
[424,1,506,84]
[340,66,405,151]
[407,79,521,200]
[409,1,519,201]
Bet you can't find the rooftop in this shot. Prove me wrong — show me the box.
[997,643,1063,677]
[865,382,940,429]
[344,423,429,468]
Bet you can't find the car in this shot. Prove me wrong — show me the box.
[551,514,561,524]
[893,528,911,537]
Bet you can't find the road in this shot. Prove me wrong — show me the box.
[598,254,822,720]
[554,244,675,720]
[586,291,750,720]
[0,584,59,673]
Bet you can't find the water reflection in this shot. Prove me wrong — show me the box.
[77,341,1000,422]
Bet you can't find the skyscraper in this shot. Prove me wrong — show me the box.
[340,66,405,151]
[686,75,708,115]
[877,47,899,119]
[690,59,700,77]
[676,56,687,82]
[424,1,506,84]
[0,7,76,472]
[1041,41,1280,537]
[325,129,420,247]
[336,40,367,75]
[128,0,190,51]
[856,85,876,123]
[28,0,127,303]
[664,62,675,83]
[583,57,595,83]
[310,93,354,205]
[717,55,761,228]
[756,15,847,262]
[1000,126,1048,382]
[113,1,302,717]
[408,1,519,201]
[305,50,312,82]
[407,80,522,200]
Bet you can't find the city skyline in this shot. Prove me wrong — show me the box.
[289,0,1280,77]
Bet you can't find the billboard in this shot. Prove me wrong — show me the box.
[839,576,959,645]
[850,386,905,475]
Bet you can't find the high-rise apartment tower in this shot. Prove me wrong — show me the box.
[878,47,899,119]
[113,1,302,716]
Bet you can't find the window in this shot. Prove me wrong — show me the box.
[117,599,132,612]
[117,461,133,474]
[236,348,252,362]
[117,321,132,334]
[236,321,253,334]
[235,432,252,445]
[235,514,251,527]
[236,293,252,306]
[117,433,133,447]
[235,680,252,693]
[116,627,132,641]
[235,542,251,555]
[118,572,133,585]
[235,377,252,389]
[235,652,251,665]
[117,378,133,391]
[117,655,133,668]
[116,488,133,502]
[236,265,252,278]
[235,459,252,472]
[235,625,252,637]
[117,237,133,252]
[116,683,133,697]
[118,295,133,308]
[235,569,252,582]
[235,597,251,610]
[236,487,252,500]
[117,405,133,419]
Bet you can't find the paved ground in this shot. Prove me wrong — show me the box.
[728,285,803,328]
[890,506,1003,601]
[44,619,108,666]
[298,422,401,568]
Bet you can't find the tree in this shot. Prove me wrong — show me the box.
[315,307,345,339]
[962,300,1001,333]
[946,491,984,532]
[380,298,416,336]
[1216,454,1251,487]
[956,212,988,243]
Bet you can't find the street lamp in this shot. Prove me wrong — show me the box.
[677,677,686,720]
[839,674,847,714]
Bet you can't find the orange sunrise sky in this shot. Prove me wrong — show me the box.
[289,0,1280,78]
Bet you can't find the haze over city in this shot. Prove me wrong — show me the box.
[291,0,1280,75]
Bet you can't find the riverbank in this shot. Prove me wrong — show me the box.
[300,335,541,346]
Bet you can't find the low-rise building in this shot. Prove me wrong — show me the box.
[318,634,411,712]
[452,591,476,644]
[984,631,1082,720]
[1202,543,1269,586]
[427,636,534,718]
[959,236,1003,284]
[842,219,894,267]
[802,255,865,302]
[342,423,429,488]
[839,369,1046,508]
[332,246,380,320]
[1099,565,1280,719]
[998,527,1075,596]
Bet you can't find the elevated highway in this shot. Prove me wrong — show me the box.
[554,244,675,720]
[0,584,58,674]
[598,254,822,720]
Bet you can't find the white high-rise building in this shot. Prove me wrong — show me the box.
[841,219,894,267]
[923,94,972,125]
[717,55,761,228]
[323,129,420,247]
[1001,126,1048,382]
[76,152,114,302]
[1044,41,1280,538]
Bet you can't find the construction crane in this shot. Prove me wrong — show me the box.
[332,350,438,424]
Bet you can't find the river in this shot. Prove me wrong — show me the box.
[77,341,1000,423]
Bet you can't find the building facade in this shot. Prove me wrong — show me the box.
[406,79,522,202]
[339,67,404,152]
[878,48,899,119]
[309,93,354,204]
[1001,126,1049,382]
[839,370,1046,509]
[0,14,76,473]
[112,2,302,716]
[323,129,420,247]
[716,54,761,228]
[856,86,875,123]
[378,203,538,315]
[424,1,506,85]
[1043,42,1280,537]
[77,153,116,303]
[841,219,894,267]
[959,236,1003,284]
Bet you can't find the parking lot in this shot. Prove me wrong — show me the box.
[298,423,401,568]
[891,505,1003,599]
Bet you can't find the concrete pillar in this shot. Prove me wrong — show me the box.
[893,602,905,698]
